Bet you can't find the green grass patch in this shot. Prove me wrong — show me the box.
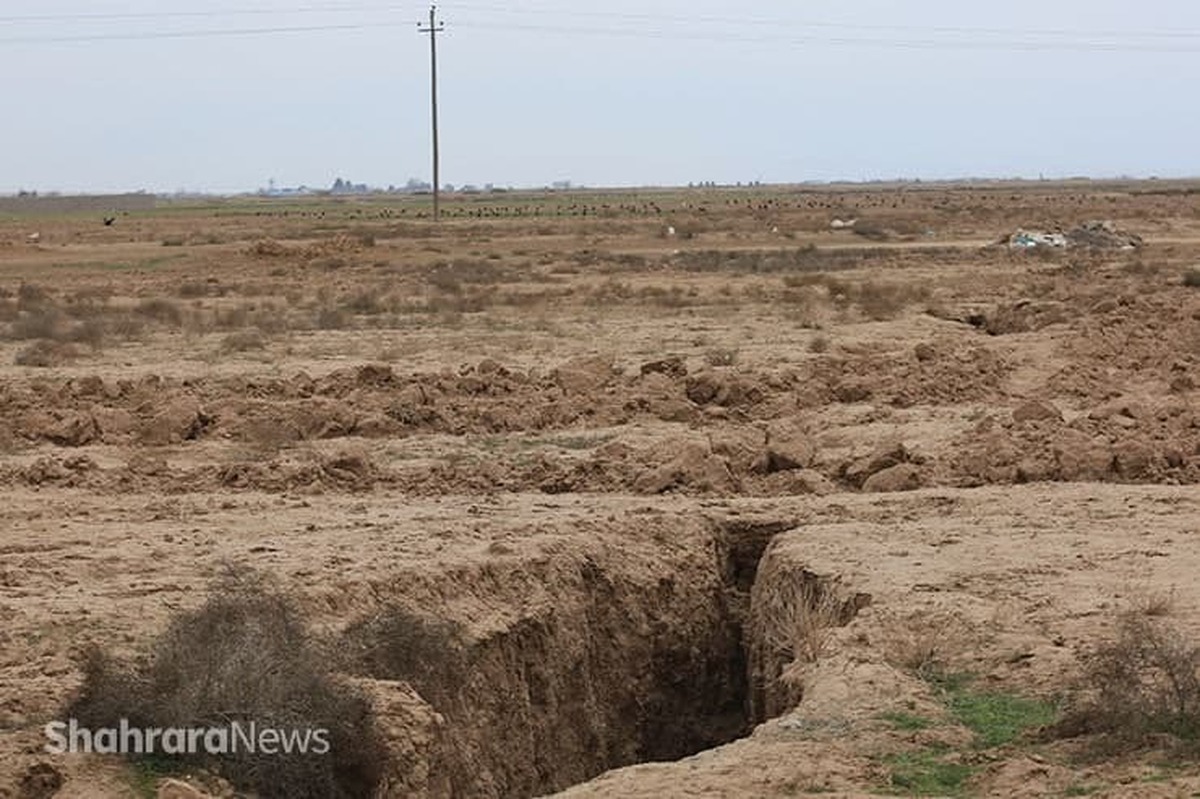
[881,711,936,731]
[884,749,974,797]
[947,690,1058,748]
[127,756,179,799]
[919,671,1058,748]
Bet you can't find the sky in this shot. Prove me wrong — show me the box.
[1,0,1199,194]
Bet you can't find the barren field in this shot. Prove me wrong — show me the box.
[1,182,1199,798]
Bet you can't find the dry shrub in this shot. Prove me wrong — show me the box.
[1056,613,1200,750]
[343,605,469,712]
[851,220,891,242]
[855,281,928,321]
[880,611,973,680]
[220,329,268,353]
[425,259,507,291]
[11,309,67,340]
[15,340,79,367]
[17,282,52,311]
[215,304,251,330]
[314,307,351,330]
[808,335,830,354]
[135,298,183,326]
[704,348,739,368]
[344,290,387,316]
[107,314,146,340]
[66,319,106,349]
[1184,268,1200,288]
[68,572,384,798]
[177,280,210,299]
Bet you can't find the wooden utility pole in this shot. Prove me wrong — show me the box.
[418,5,445,221]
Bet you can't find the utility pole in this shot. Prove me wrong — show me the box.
[418,5,445,221]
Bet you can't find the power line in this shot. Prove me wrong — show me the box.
[5,2,1200,42]
[0,21,410,45]
[1,9,1199,52]
[5,2,1200,43]
[451,20,1200,54]
[443,2,1200,42]
[0,4,411,23]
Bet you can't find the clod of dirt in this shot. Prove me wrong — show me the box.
[355,363,398,387]
[359,680,452,798]
[754,421,817,474]
[18,762,62,799]
[554,356,618,395]
[913,342,938,362]
[832,379,873,403]
[139,397,210,445]
[844,440,911,487]
[43,412,100,447]
[710,426,766,474]
[639,356,687,379]
[685,370,760,407]
[1012,401,1063,424]
[1052,431,1114,481]
[1112,438,1159,479]
[633,441,737,494]
[90,407,138,441]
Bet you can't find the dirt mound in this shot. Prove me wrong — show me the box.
[1065,220,1144,249]
[216,450,382,493]
[944,403,1200,486]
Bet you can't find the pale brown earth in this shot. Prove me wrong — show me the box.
[0,181,1198,798]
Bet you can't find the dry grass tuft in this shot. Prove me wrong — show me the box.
[751,556,868,665]
[220,329,268,353]
[15,340,80,367]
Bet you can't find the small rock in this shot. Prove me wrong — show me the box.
[862,463,922,493]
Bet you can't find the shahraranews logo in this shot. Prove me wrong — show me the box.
[44,719,330,756]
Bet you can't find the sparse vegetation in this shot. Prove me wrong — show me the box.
[68,572,384,799]
[1055,613,1200,750]
[885,748,974,797]
[344,604,469,712]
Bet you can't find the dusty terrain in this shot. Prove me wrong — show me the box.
[0,181,1198,798]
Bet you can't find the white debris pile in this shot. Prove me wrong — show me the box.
[1003,220,1143,251]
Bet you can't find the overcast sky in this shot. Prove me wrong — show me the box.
[2,0,1198,194]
